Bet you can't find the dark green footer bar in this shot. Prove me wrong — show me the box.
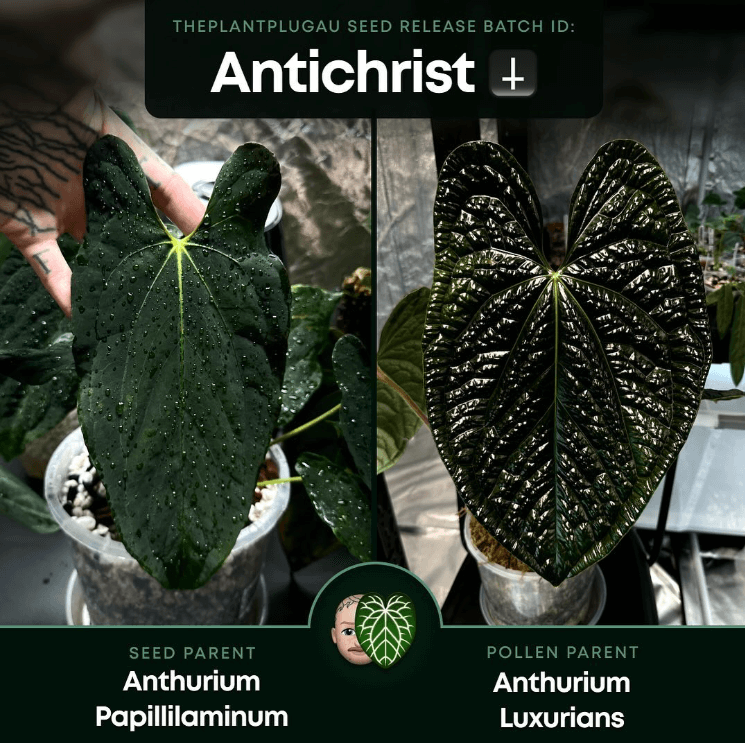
[2,623,742,738]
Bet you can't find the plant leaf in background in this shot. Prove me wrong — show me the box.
[0,466,59,533]
[0,233,79,461]
[717,283,734,338]
[735,187,745,210]
[295,452,371,561]
[73,135,290,589]
[0,467,59,533]
[332,334,372,488]
[376,286,430,474]
[356,592,416,668]
[424,140,711,585]
[730,298,745,385]
[278,285,341,427]
[0,333,74,385]
[702,388,745,402]
[703,281,745,385]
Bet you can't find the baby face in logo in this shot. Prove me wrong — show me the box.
[331,595,372,665]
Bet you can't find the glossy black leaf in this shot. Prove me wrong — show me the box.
[424,140,711,585]
[73,136,290,589]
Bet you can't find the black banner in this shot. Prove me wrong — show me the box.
[145,0,602,118]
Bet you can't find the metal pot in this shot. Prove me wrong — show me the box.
[44,428,290,625]
[463,512,605,625]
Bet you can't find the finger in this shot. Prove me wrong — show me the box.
[98,105,205,235]
[148,168,206,237]
[13,236,72,318]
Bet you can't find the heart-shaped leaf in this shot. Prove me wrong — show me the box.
[295,451,371,561]
[279,285,342,427]
[356,592,416,668]
[424,140,711,585]
[333,334,372,488]
[376,287,429,474]
[73,135,290,589]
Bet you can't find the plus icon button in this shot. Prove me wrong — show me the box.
[489,50,537,98]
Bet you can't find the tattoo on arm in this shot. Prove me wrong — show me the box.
[31,249,51,274]
[0,88,96,236]
[139,156,163,190]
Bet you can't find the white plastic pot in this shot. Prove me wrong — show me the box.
[463,512,606,625]
[44,428,289,625]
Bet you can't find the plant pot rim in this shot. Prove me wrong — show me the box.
[44,427,290,561]
[464,511,560,582]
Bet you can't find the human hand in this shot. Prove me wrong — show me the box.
[0,87,206,318]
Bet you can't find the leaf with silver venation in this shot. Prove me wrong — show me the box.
[355,592,416,669]
[73,136,290,589]
[424,140,711,585]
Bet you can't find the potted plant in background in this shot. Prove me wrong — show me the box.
[685,187,745,385]
[0,135,371,624]
[378,139,741,624]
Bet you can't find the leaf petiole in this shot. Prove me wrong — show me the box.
[256,476,302,487]
[269,403,342,446]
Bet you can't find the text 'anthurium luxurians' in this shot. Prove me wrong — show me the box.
[73,135,290,589]
[424,140,711,585]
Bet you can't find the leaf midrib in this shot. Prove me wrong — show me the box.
[122,235,234,542]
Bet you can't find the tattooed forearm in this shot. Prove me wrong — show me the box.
[0,88,96,236]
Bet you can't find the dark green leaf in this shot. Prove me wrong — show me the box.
[720,230,741,249]
[279,285,342,427]
[717,283,734,337]
[684,203,701,231]
[730,298,745,385]
[0,333,73,384]
[296,451,371,561]
[0,235,79,460]
[0,467,59,533]
[332,334,372,488]
[376,287,429,473]
[72,135,290,589]
[703,388,745,401]
[425,140,711,585]
[0,233,13,266]
[703,192,726,207]
[734,186,745,211]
